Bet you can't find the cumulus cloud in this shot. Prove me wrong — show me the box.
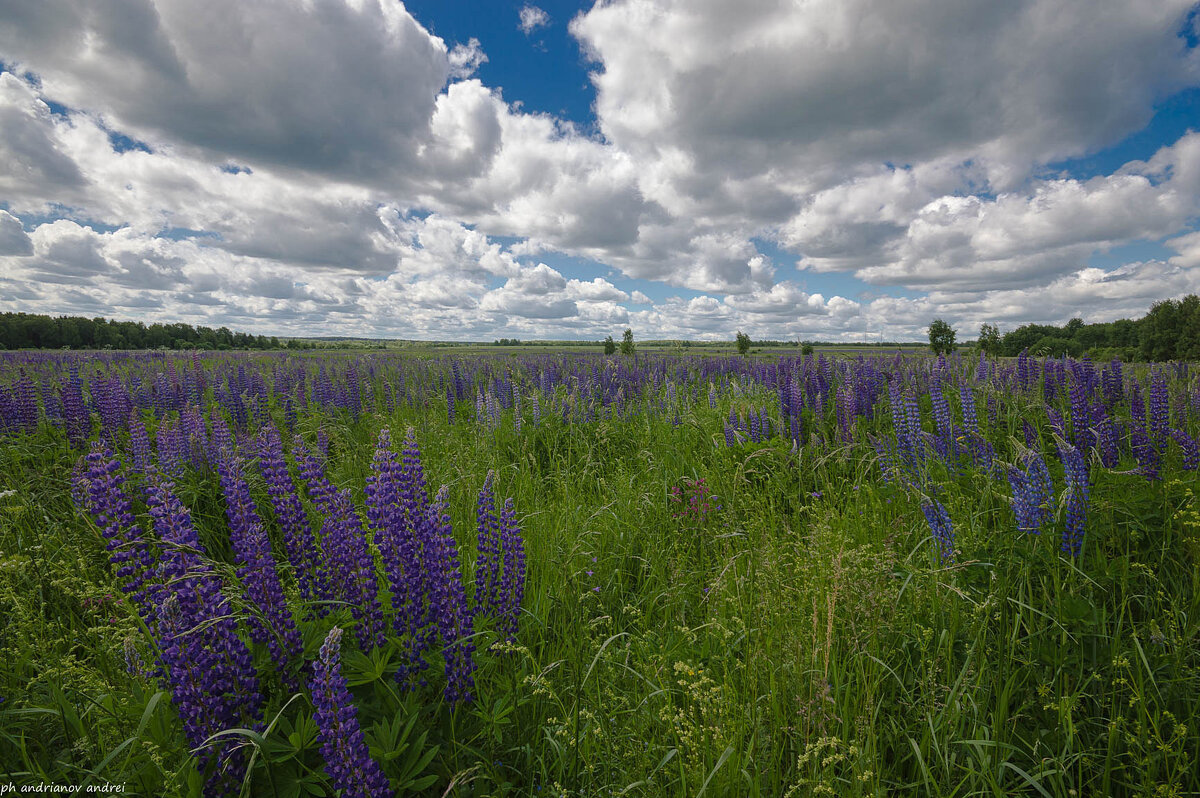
[1,0,1198,341]
[519,5,550,35]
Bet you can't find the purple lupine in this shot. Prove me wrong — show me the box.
[723,421,737,447]
[257,424,328,608]
[1057,442,1090,557]
[1094,403,1119,468]
[215,452,304,677]
[309,628,392,798]
[323,491,389,653]
[180,406,208,469]
[424,486,476,705]
[1148,372,1170,451]
[1008,451,1051,534]
[76,443,160,623]
[474,471,502,619]
[1069,375,1093,454]
[365,429,431,684]
[920,499,955,562]
[1170,428,1199,471]
[155,418,186,478]
[1131,421,1159,481]
[1008,467,1039,533]
[144,472,263,790]
[128,412,153,473]
[62,369,90,446]
[496,497,526,640]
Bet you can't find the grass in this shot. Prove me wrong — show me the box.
[0,350,1196,796]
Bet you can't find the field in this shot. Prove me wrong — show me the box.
[0,349,1197,797]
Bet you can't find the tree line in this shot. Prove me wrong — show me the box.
[0,312,302,351]
[965,295,1200,361]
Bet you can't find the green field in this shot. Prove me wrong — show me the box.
[0,349,1197,797]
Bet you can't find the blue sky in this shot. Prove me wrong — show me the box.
[1,0,1199,341]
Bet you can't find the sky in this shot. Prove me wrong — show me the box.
[1,1,1199,342]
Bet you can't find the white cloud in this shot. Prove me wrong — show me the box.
[1,0,1199,341]
[519,5,550,35]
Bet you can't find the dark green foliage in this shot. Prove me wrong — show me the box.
[978,323,1001,355]
[928,318,956,355]
[988,295,1200,360]
[620,327,636,356]
[735,330,751,355]
[603,335,616,355]
[0,312,288,351]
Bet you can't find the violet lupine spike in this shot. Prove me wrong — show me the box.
[425,486,476,705]
[1170,428,1199,471]
[257,424,327,608]
[128,412,153,473]
[323,489,388,654]
[144,472,263,789]
[215,452,304,677]
[1008,467,1039,533]
[293,436,339,517]
[920,499,955,562]
[78,442,160,624]
[364,429,429,682]
[474,471,501,620]
[1057,442,1090,557]
[309,628,392,798]
[1148,372,1170,451]
[497,497,526,641]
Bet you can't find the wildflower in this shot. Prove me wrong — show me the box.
[309,628,392,798]
[920,499,955,562]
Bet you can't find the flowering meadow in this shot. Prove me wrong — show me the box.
[0,348,1197,797]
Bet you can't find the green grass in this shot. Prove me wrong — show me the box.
[0,356,1197,797]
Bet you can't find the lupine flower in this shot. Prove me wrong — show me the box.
[474,471,501,618]
[920,499,955,562]
[424,487,476,705]
[144,472,263,789]
[309,628,392,798]
[1008,451,1051,534]
[77,443,160,623]
[1149,372,1170,451]
[496,497,526,641]
[1170,428,1199,471]
[215,452,304,677]
[128,412,153,473]
[365,429,432,684]
[321,487,388,654]
[256,424,328,608]
[1057,442,1090,557]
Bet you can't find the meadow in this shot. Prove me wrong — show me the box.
[0,347,1196,797]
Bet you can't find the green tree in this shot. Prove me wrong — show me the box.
[620,328,636,356]
[736,330,751,355]
[978,323,1001,355]
[1140,299,1182,361]
[928,318,956,356]
[603,335,616,355]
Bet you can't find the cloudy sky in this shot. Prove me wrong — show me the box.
[1,0,1199,341]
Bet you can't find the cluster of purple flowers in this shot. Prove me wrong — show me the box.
[309,628,392,798]
[1008,452,1053,534]
[474,471,526,642]
[920,499,955,562]
[1057,442,1091,557]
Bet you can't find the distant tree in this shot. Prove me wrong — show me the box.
[1140,299,1181,362]
[801,343,814,356]
[978,323,1001,356]
[736,330,751,355]
[603,335,616,355]
[620,328,636,356]
[928,318,957,356]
